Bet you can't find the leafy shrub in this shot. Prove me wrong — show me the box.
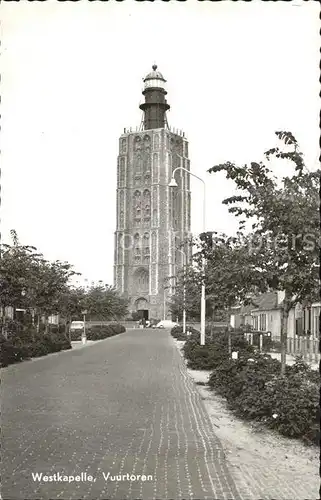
[69,329,83,341]
[285,355,320,385]
[49,324,67,335]
[86,323,125,341]
[108,323,126,334]
[185,343,218,370]
[183,328,255,370]
[181,326,319,445]
[264,373,320,445]
[5,320,37,344]
[171,325,199,341]
[43,332,71,352]
[0,335,30,366]
[87,326,114,340]
[0,331,72,366]
[27,340,51,357]
[262,337,282,352]
[207,349,319,445]
[225,355,281,419]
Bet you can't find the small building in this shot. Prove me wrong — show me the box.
[230,292,320,340]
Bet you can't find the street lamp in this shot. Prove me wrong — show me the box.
[169,165,206,346]
[163,289,166,320]
[82,310,87,344]
[176,248,187,334]
[163,282,171,321]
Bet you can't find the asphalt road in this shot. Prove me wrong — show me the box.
[2,328,242,500]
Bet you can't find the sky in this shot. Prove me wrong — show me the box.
[1,0,319,286]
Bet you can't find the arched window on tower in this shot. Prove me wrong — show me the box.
[143,232,150,264]
[119,158,125,186]
[144,173,150,185]
[152,209,158,227]
[175,139,182,155]
[154,133,160,150]
[119,211,124,229]
[184,141,188,157]
[134,136,142,151]
[151,231,157,263]
[152,153,158,183]
[143,189,151,221]
[134,233,141,263]
[117,233,123,265]
[134,268,149,293]
[135,154,142,174]
[121,138,127,154]
[133,191,142,222]
[143,151,151,175]
[119,191,124,228]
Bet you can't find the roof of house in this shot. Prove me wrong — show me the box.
[238,292,279,314]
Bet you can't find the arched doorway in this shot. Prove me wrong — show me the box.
[135,297,149,320]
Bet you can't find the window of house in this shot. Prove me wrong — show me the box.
[253,316,258,330]
[305,308,311,334]
[260,313,266,331]
[296,317,303,336]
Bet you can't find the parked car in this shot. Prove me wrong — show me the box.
[70,321,85,331]
[156,320,179,329]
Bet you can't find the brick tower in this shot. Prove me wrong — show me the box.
[114,65,191,321]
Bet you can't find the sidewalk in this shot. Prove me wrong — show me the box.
[71,340,95,350]
[174,339,319,500]
[71,337,115,350]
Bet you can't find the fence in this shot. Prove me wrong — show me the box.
[244,332,320,363]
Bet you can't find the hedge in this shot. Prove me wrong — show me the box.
[171,325,200,341]
[0,332,72,367]
[183,329,255,370]
[176,326,319,446]
[208,353,319,445]
[86,323,126,341]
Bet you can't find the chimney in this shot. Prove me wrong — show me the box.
[277,290,285,306]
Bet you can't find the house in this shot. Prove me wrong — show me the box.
[0,306,14,320]
[230,292,320,340]
[0,307,60,326]
[230,304,253,329]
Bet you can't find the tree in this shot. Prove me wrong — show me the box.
[59,286,87,337]
[168,233,262,326]
[0,231,80,335]
[0,231,44,336]
[82,284,129,322]
[168,266,203,322]
[208,131,320,373]
[0,231,129,341]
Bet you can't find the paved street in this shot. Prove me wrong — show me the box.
[2,328,243,500]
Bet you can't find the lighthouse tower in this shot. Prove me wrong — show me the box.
[114,65,191,321]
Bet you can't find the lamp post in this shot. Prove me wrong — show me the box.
[176,248,187,334]
[163,290,166,320]
[163,282,171,321]
[82,310,87,344]
[169,166,206,346]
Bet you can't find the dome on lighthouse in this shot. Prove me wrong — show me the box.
[144,64,166,82]
[143,64,166,90]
